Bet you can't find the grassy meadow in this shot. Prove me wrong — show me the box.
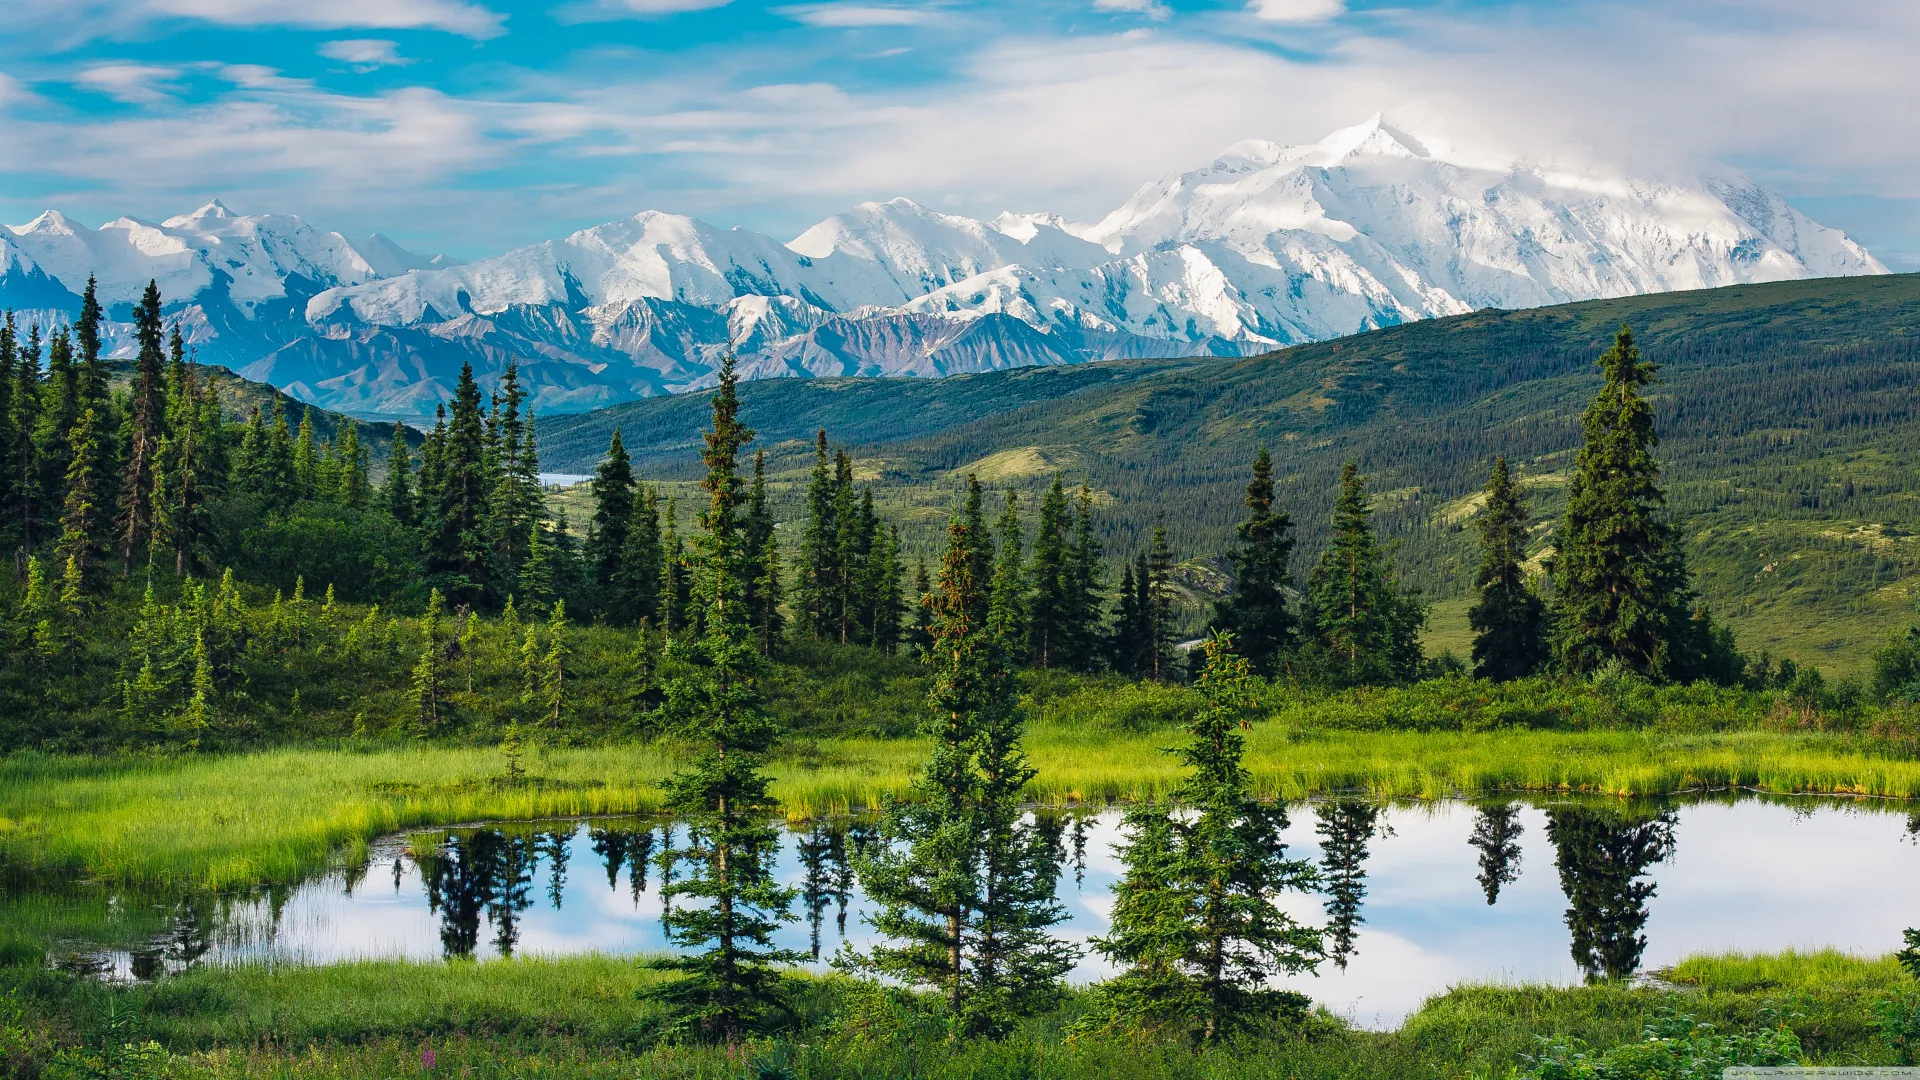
[4,708,1919,892]
[3,950,1915,1079]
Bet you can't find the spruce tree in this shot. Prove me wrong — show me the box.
[851,490,1069,1035]
[1027,475,1072,668]
[1085,633,1321,1041]
[646,355,800,1044]
[382,426,417,525]
[618,485,665,627]
[1210,448,1297,676]
[587,429,635,608]
[36,327,79,527]
[907,558,934,656]
[155,327,221,575]
[430,364,489,599]
[54,407,114,596]
[7,316,42,563]
[260,399,298,511]
[1062,486,1105,671]
[1469,457,1549,681]
[334,421,370,509]
[117,281,169,571]
[797,430,839,640]
[662,495,691,635]
[1549,327,1698,680]
[1301,463,1425,687]
[75,275,110,410]
[868,523,903,651]
[830,451,860,642]
[1146,524,1177,681]
[0,314,14,559]
[410,589,448,731]
[542,600,569,728]
[989,488,1028,664]
[292,407,320,503]
[1111,560,1142,675]
[741,450,777,649]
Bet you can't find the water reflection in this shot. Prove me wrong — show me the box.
[27,795,1920,1026]
[1469,803,1525,905]
[1316,801,1386,969]
[1545,806,1678,981]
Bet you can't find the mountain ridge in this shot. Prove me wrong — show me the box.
[0,116,1886,419]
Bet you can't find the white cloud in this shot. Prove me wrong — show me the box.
[1248,0,1343,23]
[779,4,930,28]
[319,39,410,69]
[0,0,505,39]
[1093,0,1170,19]
[76,63,183,104]
[551,0,732,20]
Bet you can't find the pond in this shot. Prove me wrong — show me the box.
[46,795,1920,1028]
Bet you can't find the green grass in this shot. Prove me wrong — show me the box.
[7,950,1914,1079]
[6,720,1920,892]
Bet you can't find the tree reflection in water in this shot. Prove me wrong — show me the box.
[1545,805,1678,981]
[1316,800,1386,969]
[1469,803,1525,905]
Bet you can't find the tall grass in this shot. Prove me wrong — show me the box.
[10,950,1911,1079]
[5,724,1920,890]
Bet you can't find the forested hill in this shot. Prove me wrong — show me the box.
[541,273,1920,670]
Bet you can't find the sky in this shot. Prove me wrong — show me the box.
[0,0,1916,266]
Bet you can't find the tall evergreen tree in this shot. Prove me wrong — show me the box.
[429,364,489,598]
[259,399,297,511]
[36,327,79,534]
[741,449,787,653]
[1469,457,1549,681]
[1300,463,1425,687]
[155,331,222,576]
[382,426,417,525]
[851,488,1071,1036]
[618,485,665,627]
[1210,448,1297,676]
[797,430,839,640]
[830,451,861,642]
[907,558,934,656]
[1146,524,1177,681]
[1027,476,1071,668]
[867,524,903,651]
[1549,327,1699,680]
[123,307,173,572]
[292,408,321,503]
[646,356,801,1044]
[55,407,115,596]
[989,489,1028,664]
[74,276,109,411]
[1111,560,1143,675]
[334,421,370,509]
[1085,633,1322,1041]
[587,429,635,607]
[0,314,15,560]
[1062,485,1105,671]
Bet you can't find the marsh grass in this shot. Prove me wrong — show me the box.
[4,722,1920,891]
[6,951,1912,1079]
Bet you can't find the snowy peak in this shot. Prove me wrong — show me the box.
[163,200,236,227]
[0,118,1890,419]
[1302,113,1432,166]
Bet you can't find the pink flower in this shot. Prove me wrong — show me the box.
[422,1046,436,1071]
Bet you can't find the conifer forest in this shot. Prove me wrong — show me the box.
[3,275,1920,1079]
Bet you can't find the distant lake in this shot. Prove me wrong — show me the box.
[536,473,591,487]
[45,795,1920,1028]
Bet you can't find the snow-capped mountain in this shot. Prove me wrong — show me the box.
[1,116,1885,419]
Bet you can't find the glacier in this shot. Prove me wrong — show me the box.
[0,115,1885,419]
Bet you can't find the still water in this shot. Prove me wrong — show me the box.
[81,796,1920,1027]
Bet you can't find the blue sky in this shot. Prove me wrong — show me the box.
[1,0,1915,265]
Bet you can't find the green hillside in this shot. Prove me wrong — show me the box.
[541,275,1920,672]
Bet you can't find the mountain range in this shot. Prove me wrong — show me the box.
[0,115,1886,420]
